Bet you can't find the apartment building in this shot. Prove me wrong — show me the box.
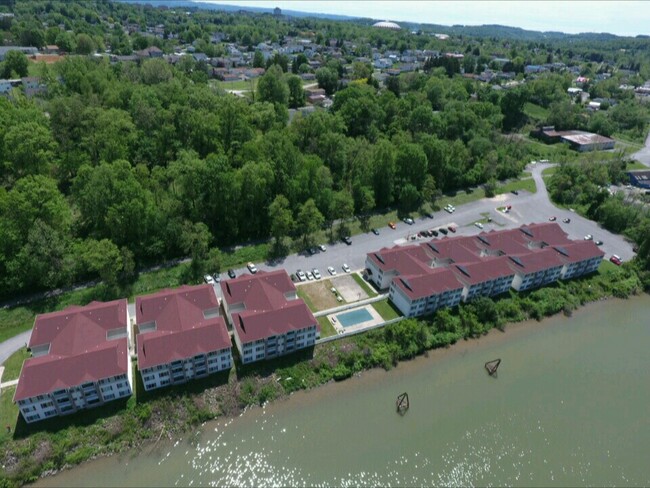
[220,270,319,364]
[136,285,232,391]
[14,299,133,423]
[365,223,604,318]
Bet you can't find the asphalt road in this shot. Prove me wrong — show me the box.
[218,162,636,283]
[0,161,640,365]
[631,131,650,168]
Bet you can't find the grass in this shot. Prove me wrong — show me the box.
[626,161,649,170]
[542,166,558,177]
[1,347,29,382]
[296,279,341,312]
[598,259,619,274]
[213,78,259,92]
[371,299,401,321]
[496,177,537,195]
[351,273,378,297]
[0,386,18,444]
[296,286,318,312]
[523,102,549,120]
[317,316,337,338]
[0,307,36,343]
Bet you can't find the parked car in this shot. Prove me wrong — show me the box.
[371,228,380,235]
[204,274,215,285]
[212,273,221,283]
[511,190,519,195]
[306,271,314,281]
[595,240,603,246]
[403,217,414,225]
[342,236,352,245]
[227,269,236,279]
[247,262,258,274]
[388,222,397,229]
[562,218,571,223]
[448,225,456,233]
[312,268,321,280]
[444,204,455,213]
[342,263,351,273]
[548,216,557,221]
[426,212,435,219]
[327,266,337,276]
[318,244,327,252]
[474,222,484,229]
[307,247,317,255]
[610,255,622,266]
[296,269,307,281]
[439,228,448,235]
[431,229,439,237]
[584,234,593,241]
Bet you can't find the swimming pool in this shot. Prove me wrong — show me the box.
[336,308,374,327]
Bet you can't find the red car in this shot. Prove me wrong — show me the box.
[610,255,622,266]
[448,225,456,233]
[388,222,396,229]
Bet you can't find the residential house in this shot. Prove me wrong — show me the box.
[14,300,133,423]
[220,270,319,364]
[136,285,232,391]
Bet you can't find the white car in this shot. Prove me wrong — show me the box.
[306,271,314,281]
[318,244,327,252]
[584,234,593,241]
[342,263,351,273]
[204,275,215,285]
[327,266,337,276]
[296,269,307,281]
[445,204,456,213]
[474,222,484,229]
[247,262,258,274]
[312,268,321,280]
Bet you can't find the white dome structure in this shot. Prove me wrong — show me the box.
[372,20,401,30]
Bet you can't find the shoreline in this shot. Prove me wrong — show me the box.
[33,293,646,485]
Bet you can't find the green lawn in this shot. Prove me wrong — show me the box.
[296,287,317,312]
[496,177,537,195]
[351,273,378,297]
[0,386,19,444]
[317,316,337,338]
[626,161,649,170]
[598,259,618,274]
[372,299,401,320]
[523,102,549,120]
[542,166,558,177]
[1,347,29,382]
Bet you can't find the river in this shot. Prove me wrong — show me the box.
[37,295,650,487]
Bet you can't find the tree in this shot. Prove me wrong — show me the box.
[1,50,29,78]
[253,50,265,68]
[75,33,96,55]
[268,194,294,246]
[296,198,324,248]
[286,74,305,108]
[315,67,338,96]
[257,64,289,106]
[330,190,355,238]
[81,238,124,288]
[3,121,57,182]
[398,184,421,215]
[180,221,212,281]
[385,75,400,97]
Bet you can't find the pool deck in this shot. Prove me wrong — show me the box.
[328,304,384,335]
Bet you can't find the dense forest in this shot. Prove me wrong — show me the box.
[0,0,649,299]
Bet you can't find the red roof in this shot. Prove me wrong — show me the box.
[14,299,129,401]
[370,222,603,301]
[452,256,515,285]
[393,268,463,300]
[221,270,318,345]
[136,285,231,369]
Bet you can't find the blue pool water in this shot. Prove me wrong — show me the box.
[337,308,373,327]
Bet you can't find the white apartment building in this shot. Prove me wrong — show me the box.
[136,285,232,391]
[221,270,319,364]
[14,299,133,423]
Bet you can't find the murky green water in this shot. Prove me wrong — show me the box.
[37,296,650,487]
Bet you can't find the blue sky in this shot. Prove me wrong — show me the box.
[200,1,650,37]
